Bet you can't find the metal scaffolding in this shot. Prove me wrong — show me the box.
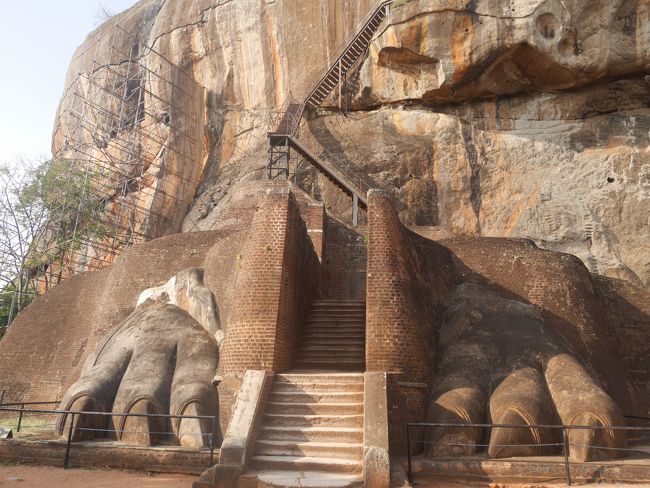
[17,24,204,300]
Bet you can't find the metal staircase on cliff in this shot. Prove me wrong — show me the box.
[267,1,392,226]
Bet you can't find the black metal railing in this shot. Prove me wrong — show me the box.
[406,421,650,486]
[0,403,218,469]
[269,0,393,136]
[0,401,61,432]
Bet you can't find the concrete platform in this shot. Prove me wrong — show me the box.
[0,435,217,474]
[406,453,650,485]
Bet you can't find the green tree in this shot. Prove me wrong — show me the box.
[0,158,113,325]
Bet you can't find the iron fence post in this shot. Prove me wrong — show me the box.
[407,423,413,485]
[17,403,24,432]
[64,412,75,469]
[210,416,216,466]
[561,426,572,486]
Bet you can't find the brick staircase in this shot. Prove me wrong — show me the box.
[247,373,365,487]
[295,300,366,372]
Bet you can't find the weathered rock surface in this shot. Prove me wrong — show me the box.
[53,0,650,285]
[428,283,627,462]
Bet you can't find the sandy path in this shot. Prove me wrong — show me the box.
[0,465,196,487]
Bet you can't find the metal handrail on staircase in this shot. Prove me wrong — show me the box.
[303,0,393,108]
[270,0,393,136]
[288,137,371,206]
[267,1,394,224]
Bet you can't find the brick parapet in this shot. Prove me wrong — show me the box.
[365,191,455,382]
[216,188,320,431]
[322,215,367,300]
[440,236,638,413]
[219,187,319,375]
[366,192,457,454]
[0,231,223,405]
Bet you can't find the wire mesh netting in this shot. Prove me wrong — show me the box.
[3,24,205,323]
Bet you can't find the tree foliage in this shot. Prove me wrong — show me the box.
[0,158,113,326]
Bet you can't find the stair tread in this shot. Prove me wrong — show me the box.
[251,455,361,466]
[276,373,363,378]
[297,355,364,358]
[261,426,362,433]
[256,440,362,448]
[267,402,362,408]
[245,471,363,486]
[298,357,364,363]
[265,413,362,419]
[271,391,363,396]
[302,333,365,336]
[297,355,364,359]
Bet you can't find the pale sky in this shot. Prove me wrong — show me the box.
[0,0,137,164]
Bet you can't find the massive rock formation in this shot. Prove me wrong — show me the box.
[52,0,650,286]
[0,0,644,473]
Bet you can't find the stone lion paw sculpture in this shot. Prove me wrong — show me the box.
[426,283,626,462]
[56,268,222,447]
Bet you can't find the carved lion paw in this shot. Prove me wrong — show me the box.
[57,269,221,447]
[426,284,627,462]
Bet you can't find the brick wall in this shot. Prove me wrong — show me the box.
[594,276,650,414]
[322,216,368,299]
[366,191,643,453]
[440,237,639,415]
[291,188,326,261]
[366,190,457,453]
[216,186,320,431]
[0,180,321,440]
[366,190,456,381]
[0,231,223,404]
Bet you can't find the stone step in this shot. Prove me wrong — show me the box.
[265,402,363,415]
[298,347,365,355]
[269,391,364,404]
[241,471,363,488]
[308,313,365,319]
[311,301,365,306]
[301,332,365,340]
[250,455,362,474]
[300,339,365,347]
[258,426,363,443]
[299,339,365,348]
[301,330,365,337]
[301,344,365,352]
[296,354,365,364]
[308,311,365,316]
[296,358,364,367]
[255,440,363,458]
[304,323,365,330]
[293,360,365,371]
[309,310,365,316]
[263,413,363,428]
[310,304,365,310]
[303,331,365,337]
[275,373,364,383]
[273,381,364,394]
[304,321,365,328]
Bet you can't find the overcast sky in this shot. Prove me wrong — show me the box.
[0,0,137,164]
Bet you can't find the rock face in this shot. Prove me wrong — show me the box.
[53,0,650,284]
[428,283,626,462]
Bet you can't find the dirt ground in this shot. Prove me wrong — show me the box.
[0,465,197,487]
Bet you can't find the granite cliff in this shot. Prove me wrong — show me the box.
[53,0,650,285]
